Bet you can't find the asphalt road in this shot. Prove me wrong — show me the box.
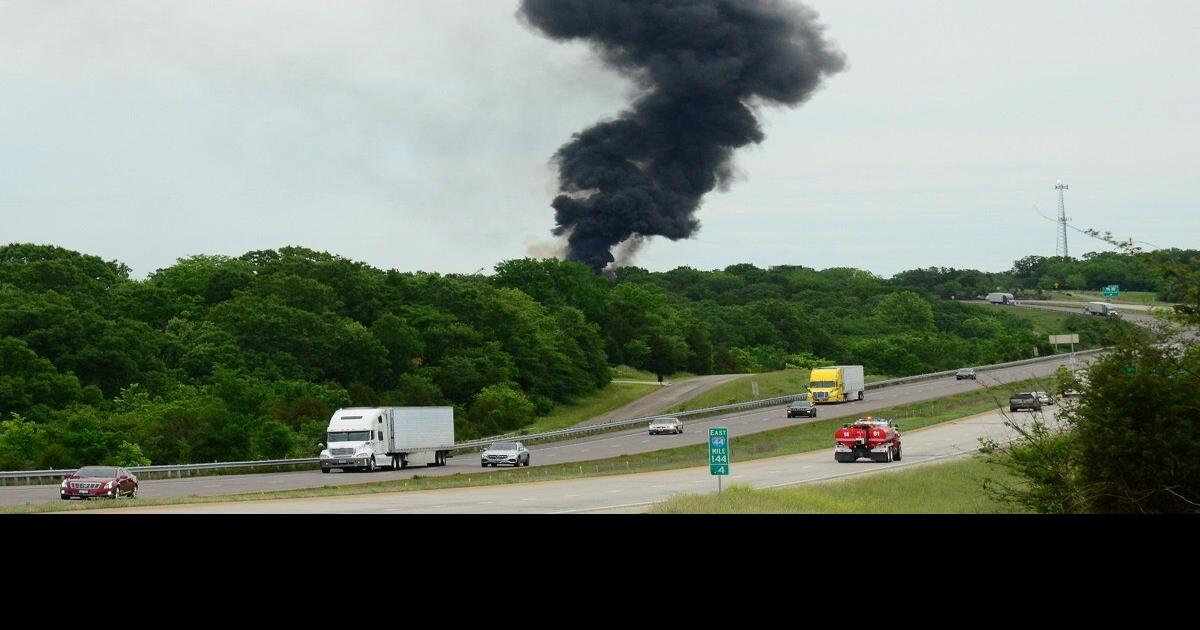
[968,300,1163,328]
[578,373,745,426]
[90,406,1055,514]
[2,353,1089,508]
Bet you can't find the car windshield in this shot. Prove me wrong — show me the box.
[791,402,812,407]
[810,380,836,388]
[489,442,517,450]
[655,418,677,423]
[958,369,973,373]
[76,466,118,478]
[328,431,372,442]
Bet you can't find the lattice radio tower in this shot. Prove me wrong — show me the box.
[1055,180,1070,258]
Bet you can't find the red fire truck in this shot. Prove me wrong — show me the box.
[834,417,902,463]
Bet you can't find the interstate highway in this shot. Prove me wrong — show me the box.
[89,406,1053,514]
[0,352,1089,508]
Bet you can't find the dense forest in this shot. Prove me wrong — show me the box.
[0,243,1146,469]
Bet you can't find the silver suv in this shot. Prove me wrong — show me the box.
[481,441,530,467]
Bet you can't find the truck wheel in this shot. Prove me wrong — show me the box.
[321,468,330,474]
[368,457,377,472]
[894,445,902,461]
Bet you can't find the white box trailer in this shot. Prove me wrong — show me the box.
[1083,302,1120,317]
[321,406,456,473]
[986,292,1015,305]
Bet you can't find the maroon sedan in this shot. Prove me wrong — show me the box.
[60,466,139,500]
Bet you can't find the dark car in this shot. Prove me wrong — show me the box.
[60,466,139,500]
[787,400,817,418]
[1009,392,1042,413]
[956,368,977,380]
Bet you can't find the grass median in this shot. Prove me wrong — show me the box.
[651,457,1027,514]
[4,377,1049,513]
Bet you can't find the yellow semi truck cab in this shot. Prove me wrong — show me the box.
[807,365,866,403]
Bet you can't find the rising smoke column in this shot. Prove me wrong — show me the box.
[519,0,846,272]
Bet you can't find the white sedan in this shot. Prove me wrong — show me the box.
[648,417,684,435]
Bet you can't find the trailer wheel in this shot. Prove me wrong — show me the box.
[858,391,864,401]
[321,468,330,474]
[399,455,408,470]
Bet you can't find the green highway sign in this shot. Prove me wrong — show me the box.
[1103,285,1120,298]
[709,427,729,476]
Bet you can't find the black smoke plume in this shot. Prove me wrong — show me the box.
[519,0,845,272]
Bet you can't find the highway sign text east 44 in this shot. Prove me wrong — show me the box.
[709,427,729,476]
[1103,285,1120,298]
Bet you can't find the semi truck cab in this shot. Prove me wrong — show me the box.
[808,365,866,403]
[809,368,845,402]
[322,412,386,472]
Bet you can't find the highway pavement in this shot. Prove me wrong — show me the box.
[2,352,1089,508]
[89,406,1057,514]
[578,373,745,426]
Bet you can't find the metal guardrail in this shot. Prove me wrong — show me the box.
[0,349,1104,487]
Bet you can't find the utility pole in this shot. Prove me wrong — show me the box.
[1056,180,1070,258]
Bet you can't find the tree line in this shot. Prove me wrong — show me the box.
[893,249,1199,300]
[0,243,1138,469]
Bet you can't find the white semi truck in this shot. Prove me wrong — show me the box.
[320,406,455,473]
[1083,302,1120,317]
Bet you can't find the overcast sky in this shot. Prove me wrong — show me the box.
[2,1,1197,278]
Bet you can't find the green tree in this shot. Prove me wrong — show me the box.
[468,383,535,435]
[874,291,934,332]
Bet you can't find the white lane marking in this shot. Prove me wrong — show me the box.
[478,501,494,505]
[607,489,623,493]
[522,498,536,502]
[565,494,580,498]
[549,501,658,514]
[581,449,590,453]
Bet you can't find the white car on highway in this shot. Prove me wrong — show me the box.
[648,417,684,435]
[481,441,530,467]
[1033,391,1055,406]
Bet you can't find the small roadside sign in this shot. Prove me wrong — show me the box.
[709,427,729,476]
[709,427,730,494]
[1103,285,1120,298]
